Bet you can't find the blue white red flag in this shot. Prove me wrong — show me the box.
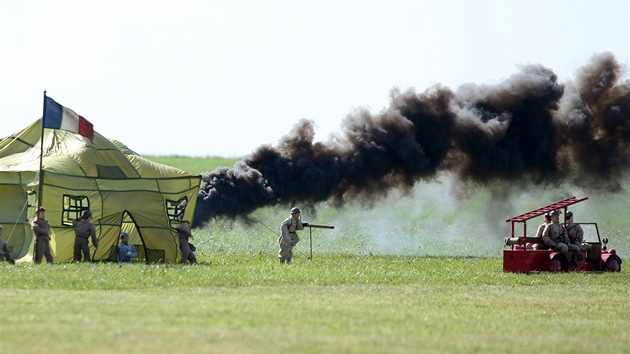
[43,96,94,142]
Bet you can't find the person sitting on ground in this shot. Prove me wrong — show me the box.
[0,225,16,265]
[117,232,138,263]
[542,210,581,266]
[566,211,593,263]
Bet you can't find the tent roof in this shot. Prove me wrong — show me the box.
[0,119,194,179]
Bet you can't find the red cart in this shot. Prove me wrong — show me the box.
[503,196,622,272]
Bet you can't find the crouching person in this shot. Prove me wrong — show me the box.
[177,220,197,264]
[117,232,138,263]
[0,225,16,265]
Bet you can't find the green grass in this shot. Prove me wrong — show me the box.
[145,155,240,174]
[3,156,626,353]
[1,256,628,354]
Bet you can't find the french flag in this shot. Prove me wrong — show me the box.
[43,96,94,142]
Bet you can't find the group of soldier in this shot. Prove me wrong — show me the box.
[2,205,305,265]
[532,210,592,266]
[2,203,598,267]
[1,206,197,265]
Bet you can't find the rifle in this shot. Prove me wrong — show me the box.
[302,222,334,229]
[302,222,334,259]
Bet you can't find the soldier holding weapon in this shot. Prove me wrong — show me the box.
[279,207,303,264]
[278,207,334,263]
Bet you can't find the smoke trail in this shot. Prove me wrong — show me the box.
[194,52,629,226]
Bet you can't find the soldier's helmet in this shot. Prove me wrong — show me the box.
[291,207,301,214]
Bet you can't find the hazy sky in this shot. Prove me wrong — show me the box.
[1,0,628,157]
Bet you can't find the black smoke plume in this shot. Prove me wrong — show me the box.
[194,52,629,226]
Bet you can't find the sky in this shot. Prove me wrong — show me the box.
[1,0,629,158]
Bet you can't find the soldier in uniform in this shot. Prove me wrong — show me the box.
[530,213,552,250]
[278,207,304,264]
[566,211,593,262]
[31,207,54,264]
[542,210,580,266]
[73,210,99,262]
[177,220,197,264]
[0,225,16,264]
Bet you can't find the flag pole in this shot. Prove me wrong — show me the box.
[33,90,47,263]
[37,90,47,211]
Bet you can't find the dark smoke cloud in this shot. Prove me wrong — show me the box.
[194,52,629,226]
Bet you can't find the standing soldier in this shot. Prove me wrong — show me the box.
[72,210,98,262]
[542,210,580,267]
[176,220,197,264]
[566,211,593,262]
[278,207,304,264]
[32,207,54,264]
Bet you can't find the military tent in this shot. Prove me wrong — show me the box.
[0,119,201,263]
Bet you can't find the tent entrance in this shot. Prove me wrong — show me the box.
[1,187,36,261]
[108,211,165,263]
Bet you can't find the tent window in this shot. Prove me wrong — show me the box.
[62,195,90,226]
[27,190,38,221]
[166,197,188,227]
[96,164,126,179]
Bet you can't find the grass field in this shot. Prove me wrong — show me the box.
[1,254,629,354]
[1,156,628,353]
[144,155,240,174]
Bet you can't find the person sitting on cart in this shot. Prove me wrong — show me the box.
[566,211,593,263]
[530,213,552,250]
[542,210,581,266]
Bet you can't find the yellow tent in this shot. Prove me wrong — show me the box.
[0,119,200,263]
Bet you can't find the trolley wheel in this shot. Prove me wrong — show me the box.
[606,258,621,272]
[550,258,564,272]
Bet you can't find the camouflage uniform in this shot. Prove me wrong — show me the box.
[32,217,53,264]
[73,217,98,262]
[542,220,580,265]
[278,209,303,264]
